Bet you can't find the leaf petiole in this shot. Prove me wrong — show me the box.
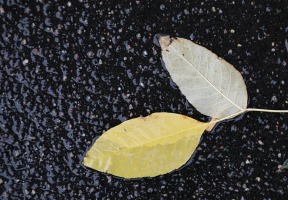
[209,108,288,126]
[208,110,246,125]
[246,108,288,113]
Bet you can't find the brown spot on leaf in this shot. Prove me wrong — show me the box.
[171,37,180,43]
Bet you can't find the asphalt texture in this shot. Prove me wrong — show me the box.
[1,0,288,199]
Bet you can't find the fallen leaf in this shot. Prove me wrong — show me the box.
[159,36,248,120]
[83,113,210,178]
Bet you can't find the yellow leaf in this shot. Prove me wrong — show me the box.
[83,113,210,178]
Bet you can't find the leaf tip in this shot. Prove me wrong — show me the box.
[158,36,171,51]
[138,115,149,121]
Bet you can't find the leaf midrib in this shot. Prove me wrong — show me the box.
[91,123,207,160]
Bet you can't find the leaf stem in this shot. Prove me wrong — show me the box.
[246,108,288,113]
[208,107,288,126]
[208,110,247,125]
